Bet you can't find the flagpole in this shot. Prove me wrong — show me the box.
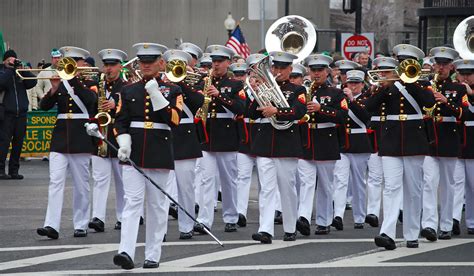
[260,0,265,50]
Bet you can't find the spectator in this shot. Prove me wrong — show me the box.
[32,49,62,108]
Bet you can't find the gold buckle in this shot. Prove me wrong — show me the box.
[380,116,386,122]
[249,119,255,124]
[435,116,443,123]
[144,121,153,129]
[346,128,351,134]
[211,112,216,119]
[66,113,73,119]
[399,114,408,121]
[308,123,316,129]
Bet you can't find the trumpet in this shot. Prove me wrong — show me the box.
[15,57,99,80]
[161,59,203,85]
[368,59,432,84]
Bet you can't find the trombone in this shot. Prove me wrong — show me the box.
[15,57,99,80]
[162,59,203,84]
[368,58,432,84]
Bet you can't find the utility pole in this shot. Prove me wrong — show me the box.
[355,0,362,34]
[285,0,289,16]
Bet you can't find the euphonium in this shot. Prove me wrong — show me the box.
[95,73,112,157]
[195,69,213,125]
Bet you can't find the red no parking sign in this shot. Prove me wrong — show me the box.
[341,33,374,60]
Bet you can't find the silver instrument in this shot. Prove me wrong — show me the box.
[453,15,474,59]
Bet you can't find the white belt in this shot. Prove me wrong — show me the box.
[371,116,382,122]
[386,114,423,121]
[465,121,474,127]
[260,118,299,124]
[208,113,234,119]
[434,116,457,123]
[317,122,336,129]
[180,118,194,124]
[130,121,171,130]
[57,113,89,120]
[347,128,367,134]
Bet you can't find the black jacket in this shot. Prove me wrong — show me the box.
[0,64,37,117]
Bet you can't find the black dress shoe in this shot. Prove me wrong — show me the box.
[453,219,461,236]
[195,204,200,214]
[9,174,24,180]
[406,240,419,248]
[315,225,330,235]
[143,259,159,269]
[217,191,222,202]
[237,213,247,227]
[225,223,237,232]
[179,231,193,240]
[0,173,12,180]
[398,210,403,223]
[374,233,396,250]
[438,231,452,240]
[193,223,207,235]
[365,214,379,227]
[345,203,352,210]
[113,252,134,270]
[162,234,167,242]
[169,203,178,219]
[331,216,343,230]
[36,226,59,239]
[468,228,474,235]
[73,229,87,237]
[252,232,272,244]
[88,217,105,232]
[354,223,364,229]
[420,227,437,242]
[114,221,121,230]
[139,216,144,225]
[296,216,311,236]
[274,210,283,225]
[283,232,297,241]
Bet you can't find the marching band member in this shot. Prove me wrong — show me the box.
[112,43,183,269]
[193,45,245,234]
[37,46,97,239]
[178,42,203,68]
[289,63,306,86]
[421,46,466,241]
[361,44,436,250]
[454,58,474,235]
[89,48,128,232]
[334,60,361,89]
[250,51,307,243]
[332,69,373,230]
[296,54,347,236]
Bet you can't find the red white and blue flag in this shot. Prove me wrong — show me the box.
[225,25,251,58]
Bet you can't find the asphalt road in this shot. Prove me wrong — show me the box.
[0,159,473,275]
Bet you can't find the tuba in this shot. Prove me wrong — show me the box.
[453,15,474,59]
[246,15,317,130]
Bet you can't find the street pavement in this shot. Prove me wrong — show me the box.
[0,160,473,275]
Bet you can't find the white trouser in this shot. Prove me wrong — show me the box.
[168,171,178,202]
[194,157,203,205]
[257,157,298,236]
[118,166,170,262]
[453,159,466,221]
[197,151,238,228]
[380,156,424,241]
[43,152,91,231]
[91,156,124,222]
[175,159,197,232]
[236,153,257,217]
[298,159,335,226]
[367,153,384,217]
[422,156,457,232]
[275,187,282,212]
[460,159,474,228]
[334,153,370,223]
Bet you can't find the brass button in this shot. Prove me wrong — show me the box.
[146,96,150,99]
[145,116,150,120]
[145,109,150,113]
[346,124,350,127]
[146,102,150,106]
[381,107,385,110]
[329,134,332,137]
[346,118,350,121]
[400,97,404,100]
[419,126,422,129]
[226,124,230,128]
[188,130,191,133]
[400,103,404,107]
[165,137,168,140]
[400,110,404,113]
[68,110,72,113]
[69,103,72,107]
[290,130,294,133]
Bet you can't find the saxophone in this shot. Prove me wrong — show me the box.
[196,69,213,125]
[95,73,112,157]
[301,80,316,122]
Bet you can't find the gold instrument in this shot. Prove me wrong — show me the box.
[301,80,316,122]
[162,59,203,85]
[453,16,474,59]
[195,69,213,125]
[16,57,99,80]
[121,57,142,83]
[95,73,112,157]
[246,15,317,130]
[368,58,432,84]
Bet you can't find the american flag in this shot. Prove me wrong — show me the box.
[225,25,251,58]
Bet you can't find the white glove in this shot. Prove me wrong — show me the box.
[116,134,132,162]
[145,78,169,111]
[84,123,103,138]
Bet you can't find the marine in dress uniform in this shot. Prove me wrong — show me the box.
[89,48,128,233]
[193,45,245,234]
[36,46,97,239]
[332,70,373,230]
[421,46,466,241]
[162,49,204,239]
[334,60,361,89]
[178,42,203,68]
[360,44,436,250]
[249,51,307,243]
[296,54,347,236]
[111,43,183,270]
[289,63,306,86]
[364,57,400,228]
[454,58,474,235]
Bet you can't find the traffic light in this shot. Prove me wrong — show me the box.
[343,0,358,14]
